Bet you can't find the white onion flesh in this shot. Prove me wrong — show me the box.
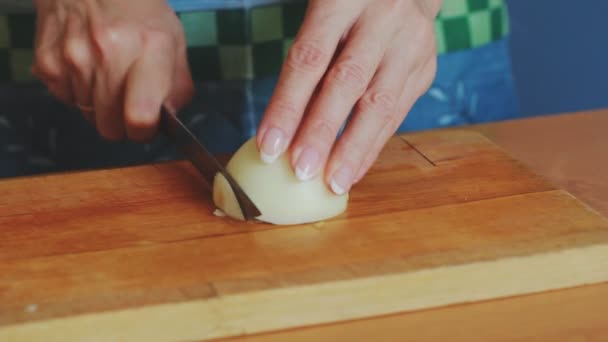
[212,137,349,225]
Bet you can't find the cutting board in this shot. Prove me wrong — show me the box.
[1,130,607,341]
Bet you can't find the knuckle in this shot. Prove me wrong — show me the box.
[91,25,116,57]
[271,99,299,116]
[33,49,62,80]
[92,23,134,59]
[377,0,409,24]
[342,138,367,162]
[63,38,89,70]
[142,29,175,50]
[327,58,369,94]
[308,117,341,144]
[286,40,327,72]
[358,89,398,114]
[384,0,404,12]
[267,99,301,126]
[360,95,401,129]
[260,98,301,137]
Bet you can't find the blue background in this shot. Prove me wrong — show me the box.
[507,0,608,116]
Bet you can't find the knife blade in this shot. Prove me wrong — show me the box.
[158,106,261,220]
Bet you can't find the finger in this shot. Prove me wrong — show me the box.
[353,56,437,185]
[349,10,438,185]
[165,34,194,112]
[33,8,72,104]
[256,1,360,164]
[123,31,176,142]
[325,26,435,194]
[290,6,399,181]
[351,114,400,185]
[63,4,95,113]
[90,13,140,141]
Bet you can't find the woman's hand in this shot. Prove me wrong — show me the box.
[257,0,441,194]
[32,0,194,141]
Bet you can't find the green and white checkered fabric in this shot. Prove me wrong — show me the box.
[435,0,509,53]
[0,0,508,82]
[180,1,306,81]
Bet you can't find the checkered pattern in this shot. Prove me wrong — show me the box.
[180,1,305,81]
[435,0,509,53]
[0,0,508,82]
[0,13,36,82]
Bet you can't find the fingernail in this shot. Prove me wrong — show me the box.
[330,165,354,195]
[295,147,321,181]
[260,127,285,164]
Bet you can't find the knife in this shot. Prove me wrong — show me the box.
[158,106,261,220]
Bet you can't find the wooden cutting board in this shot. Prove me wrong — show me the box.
[1,130,607,341]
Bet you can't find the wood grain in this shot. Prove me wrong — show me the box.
[218,110,608,342]
[475,110,608,217]
[0,129,607,341]
[216,282,608,342]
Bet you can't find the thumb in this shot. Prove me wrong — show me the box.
[123,34,175,142]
